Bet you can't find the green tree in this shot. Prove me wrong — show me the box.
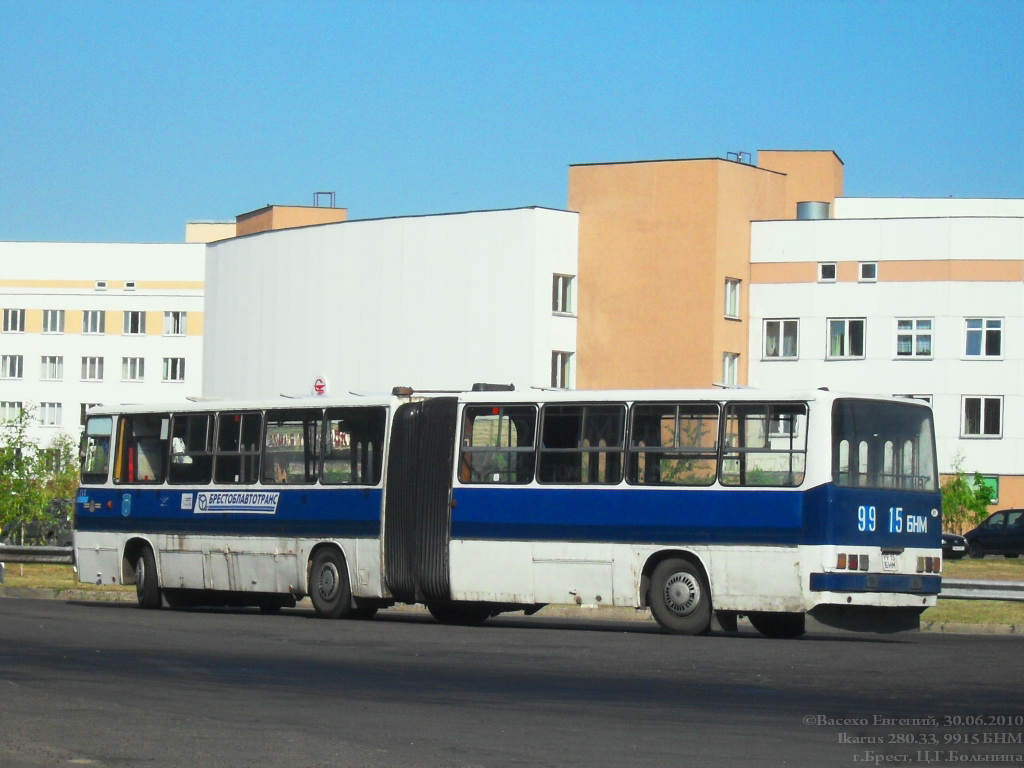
[0,406,78,544]
[941,453,994,534]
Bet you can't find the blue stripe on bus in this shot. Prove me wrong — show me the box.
[809,572,941,595]
[74,488,382,538]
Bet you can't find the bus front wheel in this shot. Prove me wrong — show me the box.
[649,558,711,635]
[309,549,352,619]
[135,547,161,610]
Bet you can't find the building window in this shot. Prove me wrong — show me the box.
[818,263,837,282]
[39,402,62,427]
[40,355,63,381]
[95,281,108,291]
[80,403,102,427]
[125,281,136,291]
[859,262,878,282]
[722,352,739,387]
[122,357,145,382]
[724,278,741,319]
[552,274,575,315]
[1,355,23,379]
[1,401,24,422]
[828,318,865,359]
[163,311,187,336]
[896,318,933,358]
[764,319,798,359]
[83,310,106,334]
[551,351,573,389]
[962,396,1002,438]
[3,308,25,333]
[123,311,147,335]
[965,318,1002,358]
[162,357,186,382]
[42,309,65,334]
[81,356,104,381]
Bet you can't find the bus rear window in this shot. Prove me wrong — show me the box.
[833,399,937,491]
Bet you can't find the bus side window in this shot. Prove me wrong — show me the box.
[538,404,624,485]
[262,408,322,485]
[627,403,718,486]
[168,414,214,485]
[720,402,807,487]
[113,414,169,484]
[214,412,262,484]
[81,416,113,484]
[459,405,537,484]
[323,406,387,485]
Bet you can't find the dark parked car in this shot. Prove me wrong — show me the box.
[942,532,967,560]
[964,509,1024,559]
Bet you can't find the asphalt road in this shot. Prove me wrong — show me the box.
[1,598,1022,768]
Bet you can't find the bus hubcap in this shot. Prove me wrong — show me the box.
[318,563,339,600]
[664,572,700,616]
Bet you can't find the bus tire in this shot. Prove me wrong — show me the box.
[747,611,806,639]
[309,549,352,619]
[649,557,711,635]
[135,547,161,610]
[349,599,379,620]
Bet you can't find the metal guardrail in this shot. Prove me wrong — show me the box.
[0,548,1021,601]
[939,578,1024,602]
[0,545,75,565]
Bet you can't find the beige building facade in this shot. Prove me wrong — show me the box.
[569,150,843,390]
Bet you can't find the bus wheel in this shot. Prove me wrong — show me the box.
[649,558,711,635]
[309,550,351,619]
[135,547,161,610]
[349,599,379,620]
[969,542,985,559]
[427,601,491,625]
[748,611,806,639]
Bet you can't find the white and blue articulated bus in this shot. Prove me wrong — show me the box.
[75,387,941,637]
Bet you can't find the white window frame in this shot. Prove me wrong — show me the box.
[121,357,145,382]
[964,318,1002,359]
[42,309,65,334]
[552,274,575,316]
[162,357,186,382]
[38,402,62,427]
[818,263,837,283]
[724,278,741,319]
[95,281,107,291]
[763,319,799,359]
[163,311,187,336]
[123,311,147,335]
[859,262,878,282]
[550,351,573,389]
[125,281,137,291]
[827,318,866,360]
[83,310,106,335]
[81,356,104,382]
[896,318,933,359]
[40,355,63,381]
[961,396,1003,438]
[722,352,739,387]
[1,355,24,379]
[3,308,25,333]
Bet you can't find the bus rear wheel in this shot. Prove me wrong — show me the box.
[747,611,806,639]
[309,549,352,619]
[135,547,161,610]
[649,558,711,635]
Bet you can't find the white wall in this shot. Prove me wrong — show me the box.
[203,208,579,399]
[835,197,1024,219]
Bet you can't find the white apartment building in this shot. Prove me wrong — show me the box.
[202,207,579,399]
[0,241,205,445]
[748,198,1024,507]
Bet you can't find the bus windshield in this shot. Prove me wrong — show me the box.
[832,398,937,491]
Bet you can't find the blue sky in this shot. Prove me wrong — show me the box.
[2,1,1021,243]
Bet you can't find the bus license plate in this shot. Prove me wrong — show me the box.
[882,553,898,572]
